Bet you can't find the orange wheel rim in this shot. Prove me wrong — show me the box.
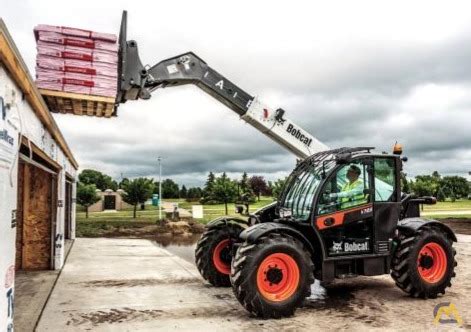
[212,239,231,275]
[417,242,447,284]
[256,253,300,302]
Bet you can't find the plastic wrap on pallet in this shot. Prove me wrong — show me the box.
[34,24,117,42]
[35,23,118,101]
[36,31,118,52]
[36,68,117,88]
[36,55,117,78]
[37,41,118,64]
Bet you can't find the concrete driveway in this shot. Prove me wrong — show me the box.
[37,237,471,331]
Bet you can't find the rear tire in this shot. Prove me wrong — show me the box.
[195,224,243,287]
[391,226,456,298]
[231,233,314,318]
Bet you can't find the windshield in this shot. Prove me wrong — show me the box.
[279,148,373,221]
[280,167,323,221]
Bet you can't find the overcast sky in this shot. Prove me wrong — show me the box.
[3,1,471,186]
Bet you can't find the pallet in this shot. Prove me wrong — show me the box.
[39,89,117,117]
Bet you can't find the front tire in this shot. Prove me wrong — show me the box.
[195,224,243,287]
[391,226,457,298]
[231,233,314,318]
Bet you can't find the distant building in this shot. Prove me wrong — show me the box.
[89,189,132,212]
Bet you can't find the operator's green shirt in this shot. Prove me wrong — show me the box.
[337,179,367,208]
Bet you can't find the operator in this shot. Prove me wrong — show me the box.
[330,165,367,208]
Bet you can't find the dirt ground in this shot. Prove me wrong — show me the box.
[79,217,471,238]
[77,219,205,238]
[439,218,471,235]
[37,233,470,331]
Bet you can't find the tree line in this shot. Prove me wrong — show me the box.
[76,169,287,218]
[77,168,470,219]
[403,171,470,202]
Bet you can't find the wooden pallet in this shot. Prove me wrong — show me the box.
[39,89,117,117]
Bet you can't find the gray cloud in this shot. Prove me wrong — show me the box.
[3,0,471,186]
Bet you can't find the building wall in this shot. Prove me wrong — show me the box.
[88,191,132,212]
[0,64,77,331]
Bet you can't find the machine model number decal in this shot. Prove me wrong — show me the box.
[361,206,373,214]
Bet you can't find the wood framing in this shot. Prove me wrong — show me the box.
[39,89,116,118]
[21,136,61,171]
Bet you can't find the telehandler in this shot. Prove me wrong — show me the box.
[115,12,457,318]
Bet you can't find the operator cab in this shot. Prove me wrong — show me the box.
[278,147,402,277]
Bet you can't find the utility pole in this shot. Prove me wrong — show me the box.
[158,156,162,221]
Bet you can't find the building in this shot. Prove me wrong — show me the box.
[88,189,132,212]
[0,20,78,331]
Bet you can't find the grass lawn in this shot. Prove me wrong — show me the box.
[76,196,275,225]
[422,199,471,211]
[420,199,471,219]
[76,197,471,235]
[179,196,274,223]
[424,214,471,219]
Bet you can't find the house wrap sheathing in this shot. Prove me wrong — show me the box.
[0,19,79,331]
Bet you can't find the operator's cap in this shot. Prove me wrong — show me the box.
[348,165,361,175]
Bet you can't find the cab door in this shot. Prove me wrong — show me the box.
[315,158,374,257]
[372,157,401,254]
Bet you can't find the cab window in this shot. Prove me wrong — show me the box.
[374,158,396,202]
[318,160,370,215]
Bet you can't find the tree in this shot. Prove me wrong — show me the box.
[153,179,180,198]
[239,172,249,193]
[201,172,217,204]
[212,172,238,214]
[119,177,130,189]
[79,169,118,191]
[187,187,203,201]
[122,178,155,218]
[161,179,180,198]
[249,175,269,201]
[411,173,441,197]
[400,172,411,194]
[238,172,255,203]
[410,171,469,202]
[269,177,287,199]
[76,183,100,219]
[180,185,188,199]
[440,176,469,201]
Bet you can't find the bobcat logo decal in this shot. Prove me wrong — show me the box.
[332,241,343,253]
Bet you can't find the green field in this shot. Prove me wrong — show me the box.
[176,196,274,222]
[76,196,275,224]
[76,197,471,232]
[421,199,471,219]
[422,199,471,211]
